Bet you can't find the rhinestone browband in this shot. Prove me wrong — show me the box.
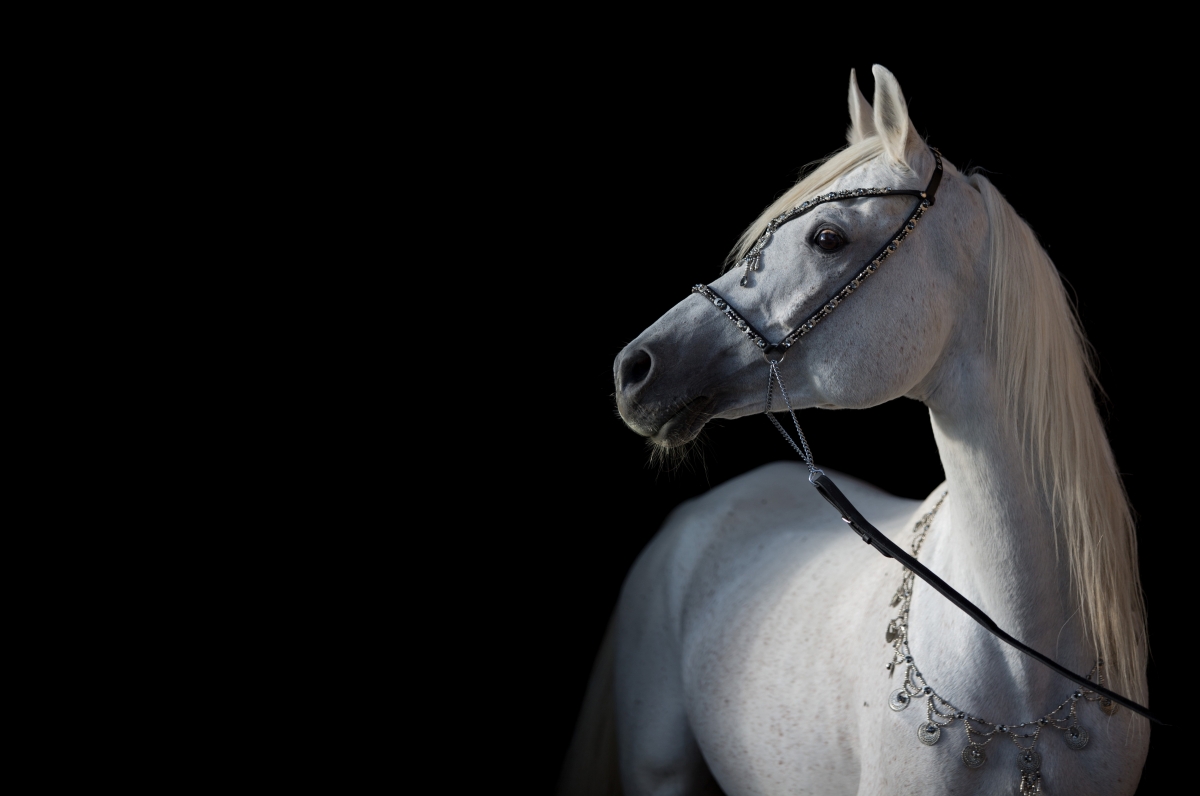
[691,147,943,358]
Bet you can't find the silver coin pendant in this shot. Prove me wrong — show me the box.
[961,745,986,769]
[888,689,911,711]
[1016,748,1042,773]
[917,721,941,745]
[1065,725,1090,750]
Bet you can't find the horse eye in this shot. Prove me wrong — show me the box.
[815,229,844,251]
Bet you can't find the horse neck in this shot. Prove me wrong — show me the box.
[912,235,1092,683]
[923,357,1079,660]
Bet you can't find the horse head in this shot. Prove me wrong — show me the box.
[613,65,987,447]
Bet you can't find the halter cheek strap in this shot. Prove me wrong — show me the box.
[688,146,1159,724]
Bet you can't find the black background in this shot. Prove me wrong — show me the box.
[479,57,1182,793]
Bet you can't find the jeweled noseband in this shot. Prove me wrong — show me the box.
[691,147,943,360]
[686,146,1158,726]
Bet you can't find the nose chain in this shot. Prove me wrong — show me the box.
[763,359,817,474]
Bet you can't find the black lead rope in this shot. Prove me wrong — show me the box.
[807,470,1161,725]
[702,146,1160,725]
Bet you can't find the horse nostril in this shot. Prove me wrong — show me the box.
[621,349,653,389]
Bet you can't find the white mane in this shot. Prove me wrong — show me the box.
[970,172,1148,706]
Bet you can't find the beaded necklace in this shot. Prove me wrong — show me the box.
[885,493,1117,795]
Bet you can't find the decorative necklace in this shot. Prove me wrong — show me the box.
[885,492,1118,795]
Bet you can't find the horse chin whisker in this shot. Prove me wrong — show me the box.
[612,391,653,432]
[644,412,715,483]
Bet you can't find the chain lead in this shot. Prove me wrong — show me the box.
[764,360,817,473]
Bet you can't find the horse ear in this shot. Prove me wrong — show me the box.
[871,65,924,168]
[846,68,876,145]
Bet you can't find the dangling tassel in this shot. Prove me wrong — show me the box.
[739,254,759,287]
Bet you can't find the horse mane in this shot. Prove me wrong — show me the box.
[726,137,1148,707]
[968,172,1148,707]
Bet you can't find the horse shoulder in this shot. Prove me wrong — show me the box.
[663,462,924,620]
[614,461,924,794]
[621,462,892,647]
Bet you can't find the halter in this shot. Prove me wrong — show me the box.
[692,147,942,361]
[687,146,1158,724]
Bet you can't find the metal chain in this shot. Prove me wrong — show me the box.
[764,360,817,472]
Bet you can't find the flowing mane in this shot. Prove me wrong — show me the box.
[726,137,1148,706]
[969,172,1148,706]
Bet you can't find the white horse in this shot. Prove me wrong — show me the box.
[560,65,1149,795]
